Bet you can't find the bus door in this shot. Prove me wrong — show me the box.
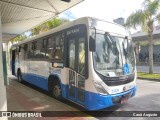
[68,36,86,105]
[11,50,16,75]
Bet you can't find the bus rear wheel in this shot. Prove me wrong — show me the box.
[17,70,23,83]
[51,81,62,99]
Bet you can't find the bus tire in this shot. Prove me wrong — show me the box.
[51,80,62,100]
[17,70,23,83]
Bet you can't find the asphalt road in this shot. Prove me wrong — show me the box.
[95,79,160,120]
[137,65,160,73]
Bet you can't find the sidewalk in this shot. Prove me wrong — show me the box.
[7,74,96,120]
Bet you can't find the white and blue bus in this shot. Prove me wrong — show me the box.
[10,17,136,110]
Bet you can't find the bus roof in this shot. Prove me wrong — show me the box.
[14,17,128,46]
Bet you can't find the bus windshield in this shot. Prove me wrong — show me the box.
[93,33,135,77]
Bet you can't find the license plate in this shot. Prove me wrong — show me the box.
[120,98,128,104]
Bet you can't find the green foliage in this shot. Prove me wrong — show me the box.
[138,72,160,79]
[153,42,160,45]
[139,42,148,46]
[11,34,27,43]
[125,0,160,33]
[32,25,42,35]
[126,0,160,74]
[11,17,70,43]
[145,0,159,16]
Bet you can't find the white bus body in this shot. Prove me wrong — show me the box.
[11,17,136,110]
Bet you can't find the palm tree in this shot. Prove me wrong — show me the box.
[125,0,160,74]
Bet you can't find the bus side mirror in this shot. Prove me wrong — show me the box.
[89,36,96,52]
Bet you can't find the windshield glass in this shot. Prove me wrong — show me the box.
[93,33,135,77]
[113,36,135,75]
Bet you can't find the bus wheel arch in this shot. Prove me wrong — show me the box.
[48,75,62,99]
[17,68,23,83]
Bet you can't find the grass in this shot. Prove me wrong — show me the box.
[137,72,160,79]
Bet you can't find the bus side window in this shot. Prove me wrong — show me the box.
[46,34,64,62]
[24,44,28,59]
[54,35,64,60]
[69,40,75,70]
[78,38,85,75]
[19,46,21,52]
[34,39,45,59]
[26,43,32,59]
[15,47,19,60]
[32,41,37,59]
[43,39,48,59]
[46,37,54,60]
[20,45,25,60]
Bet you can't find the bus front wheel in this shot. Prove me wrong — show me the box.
[51,81,62,99]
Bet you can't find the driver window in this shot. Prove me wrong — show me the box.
[69,40,75,70]
[78,38,85,75]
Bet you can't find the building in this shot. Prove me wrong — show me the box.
[131,25,160,62]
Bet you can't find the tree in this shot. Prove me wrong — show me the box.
[32,17,69,35]
[125,0,160,74]
[11,17,70,43]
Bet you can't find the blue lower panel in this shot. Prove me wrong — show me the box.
[85,86,136,110]
[22,73,48,91]
[61,84,67,98]
[63,84,136,110]
[20,73,137,111]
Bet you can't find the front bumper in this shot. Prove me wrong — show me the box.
[85,86,136,110]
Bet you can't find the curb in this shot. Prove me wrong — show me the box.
[137,77,160,82]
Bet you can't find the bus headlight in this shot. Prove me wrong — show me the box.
[93,81,108,95]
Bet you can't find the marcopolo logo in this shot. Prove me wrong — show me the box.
[67,28,79,36]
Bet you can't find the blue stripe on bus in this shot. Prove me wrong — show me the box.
[21,73,136,110]
[22,73,49,91]
[85,86,136,110]
[64,84,136,110]
[21,73,67,98]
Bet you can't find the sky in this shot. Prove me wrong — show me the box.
[60,0,144,21]
[59,0,145,33]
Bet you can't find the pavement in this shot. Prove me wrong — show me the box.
[7,75,97,120]
[137,65,160,74]
[97,79,160,120]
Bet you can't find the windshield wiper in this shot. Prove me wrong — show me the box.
[122,36,129,60]
[104,32,120,70]
[104,32,119,55]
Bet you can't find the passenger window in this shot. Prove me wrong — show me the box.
[24,44,31,59]
[46,34,64,61]
[34,40,45,59]
[32,41,37,58]
[46,37,55,60]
